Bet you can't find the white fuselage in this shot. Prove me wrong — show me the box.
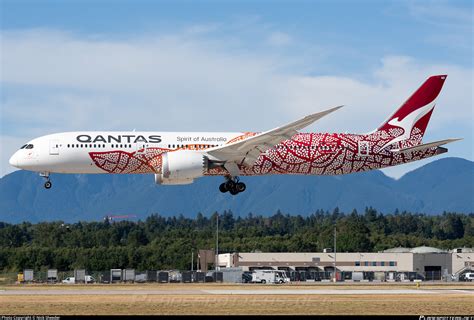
[9,131,244,174]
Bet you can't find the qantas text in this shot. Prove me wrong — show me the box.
[76,134,162,144]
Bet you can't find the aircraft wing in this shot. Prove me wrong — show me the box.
[206,105,343,170]
[390,138,462,154]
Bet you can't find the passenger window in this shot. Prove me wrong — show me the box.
[94,144,96,148]
[67,144,70,148]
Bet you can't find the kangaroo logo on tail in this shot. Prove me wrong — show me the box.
[381,101,435,150]
[376,75,447,150]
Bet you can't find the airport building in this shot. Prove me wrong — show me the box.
[217,247,473,279]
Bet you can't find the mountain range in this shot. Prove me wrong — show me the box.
[0,157,473,223]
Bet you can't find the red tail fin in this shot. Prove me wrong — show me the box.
[377,75,447,137]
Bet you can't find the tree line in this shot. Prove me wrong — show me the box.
[0,208,472,271]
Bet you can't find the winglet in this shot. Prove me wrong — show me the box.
[280,105,344,132]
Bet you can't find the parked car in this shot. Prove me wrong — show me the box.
[135,273,147,283]
[168,270,182,283]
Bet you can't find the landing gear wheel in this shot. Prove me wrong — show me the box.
[220,176,246,195]
[219,183,228,193]
[40,172,51,190]
[236,182,246,192]
[225,180,236,191]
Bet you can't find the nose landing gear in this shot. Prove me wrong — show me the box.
[219,177,246,195]
[40,172,52,189]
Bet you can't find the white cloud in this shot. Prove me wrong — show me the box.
[407,1,473,29]
[1,29,472,178]
[266,32,292,46]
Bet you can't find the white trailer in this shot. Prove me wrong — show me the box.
[251,270,290,284]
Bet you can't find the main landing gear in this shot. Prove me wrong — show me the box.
[219,177,246,195]
[40,172,52,189]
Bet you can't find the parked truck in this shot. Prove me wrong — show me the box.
[62,275,95,284]
[251,270,290,284]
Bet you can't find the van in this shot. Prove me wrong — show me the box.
[464,272,474,281]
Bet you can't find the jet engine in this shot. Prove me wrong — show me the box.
[154,150,207,185]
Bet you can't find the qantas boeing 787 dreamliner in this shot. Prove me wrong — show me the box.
[9,75,461,195]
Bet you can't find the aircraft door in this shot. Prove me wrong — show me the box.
[135,142,147,155]
[49,140,60,155]
[358,141,370,156]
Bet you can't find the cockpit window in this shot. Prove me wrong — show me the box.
[25,144,34,149]
[20,144,27,149]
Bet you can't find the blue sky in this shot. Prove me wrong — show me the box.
[1,0,473,178]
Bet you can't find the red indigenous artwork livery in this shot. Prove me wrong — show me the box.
[89,75,446,176]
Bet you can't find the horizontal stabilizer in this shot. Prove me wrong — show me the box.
[390,138,462,154]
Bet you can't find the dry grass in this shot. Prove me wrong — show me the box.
[1,283,473,315]
[1,294,473,315]
[2,282,473,291]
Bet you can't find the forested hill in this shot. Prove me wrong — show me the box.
[0,157,473,223]
[0,209,472,271]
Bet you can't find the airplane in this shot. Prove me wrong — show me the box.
[9,75,461,195]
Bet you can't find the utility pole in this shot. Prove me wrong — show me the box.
[215,213,219,271]
[333,224,337,282]
[191,232,196,272]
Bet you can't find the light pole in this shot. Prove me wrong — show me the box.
[215,213,219,271]
[333,224,337,282]
[191,230,197,272]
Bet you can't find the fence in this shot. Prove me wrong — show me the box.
[0,269,469,285]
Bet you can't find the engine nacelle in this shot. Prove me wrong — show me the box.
[154,150,207,185]
[154,174,194,185]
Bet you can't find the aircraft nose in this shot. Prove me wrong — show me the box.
[9,152,18,168]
